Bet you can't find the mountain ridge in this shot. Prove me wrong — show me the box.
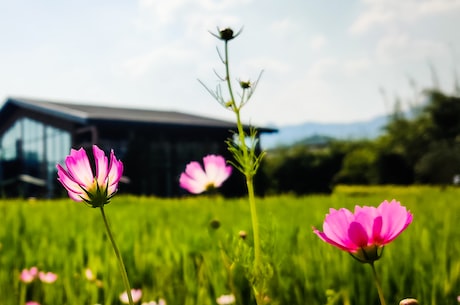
[260,115,389,149]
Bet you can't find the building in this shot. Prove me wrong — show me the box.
[0,97,276,198]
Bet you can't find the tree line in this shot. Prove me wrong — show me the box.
[255,89,460,195]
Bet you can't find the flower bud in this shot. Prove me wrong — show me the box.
[209,219,221,230]
[239,81,251,89]
[219,28,234,41]
[238,230,247,240]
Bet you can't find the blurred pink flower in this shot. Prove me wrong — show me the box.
[57,145,123,207]
[120,289,142,304]
[85,268,96,281]
[85,268,103,287]
[20,267,38,283]
[25,302,40,305]
[179,155,232,194]
[39,271,58,283]
[313,199,413,263]
[216,294,236,305]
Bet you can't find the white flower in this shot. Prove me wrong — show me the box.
[216,294,235,305]
[141,298,166,305]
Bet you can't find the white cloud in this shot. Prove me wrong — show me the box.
[307,58,338,79]
[417,0,460,14]
[138,0,189,26]
[375,33,447,64]
[270,19,297,36]
[343,58,372,76]
[350,0,460,34]
[136,0,253,29]
[310,34,327,51]
[123,44,195,78]
[349,8,394,34]
[241,57,291,76]
[195,0,253,11]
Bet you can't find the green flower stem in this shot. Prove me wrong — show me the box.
[246,176,261,266]
[223,39,263,305]
[224,41,237,111]
[19,283,26,305]
[370,262,387,305]
[247,176,265,305]
[100,206,134,305]
[223,39,261,266]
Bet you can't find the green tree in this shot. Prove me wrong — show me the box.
[423,90,460,141]
[262,141,344,194]
[377,89,460,184]
[333,143,378,185]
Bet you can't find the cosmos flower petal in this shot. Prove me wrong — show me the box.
[120,289,143,304]
[65,148,94,186]
[313,200,413,261]
[179,172,206,194]
[353,207,376,243]
[56,145,123,207]
[371,216,384,244]
[57,164,88,201]
[378,200,413,242]
[321,208,357,250]
[184,162,208,183]
[93,145,109,186]
[203,155,232,186]
[107,149,124,195]
[313,227,353,251]
[38,271,58,283]
[20,267,38,283]
[179,155,232,194]
[348,221,369,247]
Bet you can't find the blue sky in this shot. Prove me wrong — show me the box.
[1,0,459,126]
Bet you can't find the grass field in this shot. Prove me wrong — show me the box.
[1,185,459,305]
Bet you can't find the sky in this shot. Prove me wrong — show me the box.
[1,0,460,127]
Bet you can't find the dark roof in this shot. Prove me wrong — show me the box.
[1,97,277,132]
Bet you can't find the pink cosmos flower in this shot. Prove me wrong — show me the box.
[179,155,232,194]
[57,145,123,207]
[25,302,40,305]
[120,289,142,304]
[20,267,38,283]
[38,271,58,283]
[313,199,413,263]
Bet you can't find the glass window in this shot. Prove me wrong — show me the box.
[0,117,71,197]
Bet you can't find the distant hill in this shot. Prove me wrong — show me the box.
[260,115,389,149]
